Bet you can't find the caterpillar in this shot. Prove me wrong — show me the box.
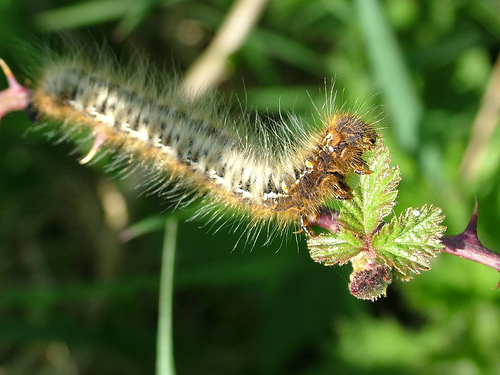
[0,47,377,243]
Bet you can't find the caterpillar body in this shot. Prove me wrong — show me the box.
[3,51,377,240]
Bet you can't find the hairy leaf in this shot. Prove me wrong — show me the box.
[308,227,364,266]
[373,205,445,280]
[341,140,400,234]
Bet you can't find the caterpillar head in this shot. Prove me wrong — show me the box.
[320,114,377,175]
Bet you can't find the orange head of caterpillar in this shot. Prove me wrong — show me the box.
[305,114,376,200]
[321,114,377,176]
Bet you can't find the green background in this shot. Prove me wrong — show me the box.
[0,0,499,374]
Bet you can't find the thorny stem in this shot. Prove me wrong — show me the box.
[440,200,500,289]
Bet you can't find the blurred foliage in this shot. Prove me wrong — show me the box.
[0,0,499,374]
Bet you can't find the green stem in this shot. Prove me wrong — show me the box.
[156,217,178,375]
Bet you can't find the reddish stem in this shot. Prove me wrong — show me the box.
[0,59,31,121]
[441,200,500,289]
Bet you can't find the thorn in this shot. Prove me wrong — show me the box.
[467,197,479,233]
[463,198,482,247]
[441,199,500,284]
[80,132,106,164]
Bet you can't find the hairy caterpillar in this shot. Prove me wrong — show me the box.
[1,47,377,242]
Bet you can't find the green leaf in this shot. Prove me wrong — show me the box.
[309,138,400,266]
[35,0,138,30]
[341,140,400,235]
[356,0,423,153]
[373,205,446,280]
[308,228,364,266]
[308,138,446,299]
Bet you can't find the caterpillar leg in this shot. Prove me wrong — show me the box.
[299,215,316,237]
[80,132,107,164]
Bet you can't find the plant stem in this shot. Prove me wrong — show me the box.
[156,217,178,375]
[440,202,500,288]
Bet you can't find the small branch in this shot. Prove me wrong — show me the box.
[441,200,500,289]
[156,217,178,375]
[460,52,500,182]
[180,0,270,99]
